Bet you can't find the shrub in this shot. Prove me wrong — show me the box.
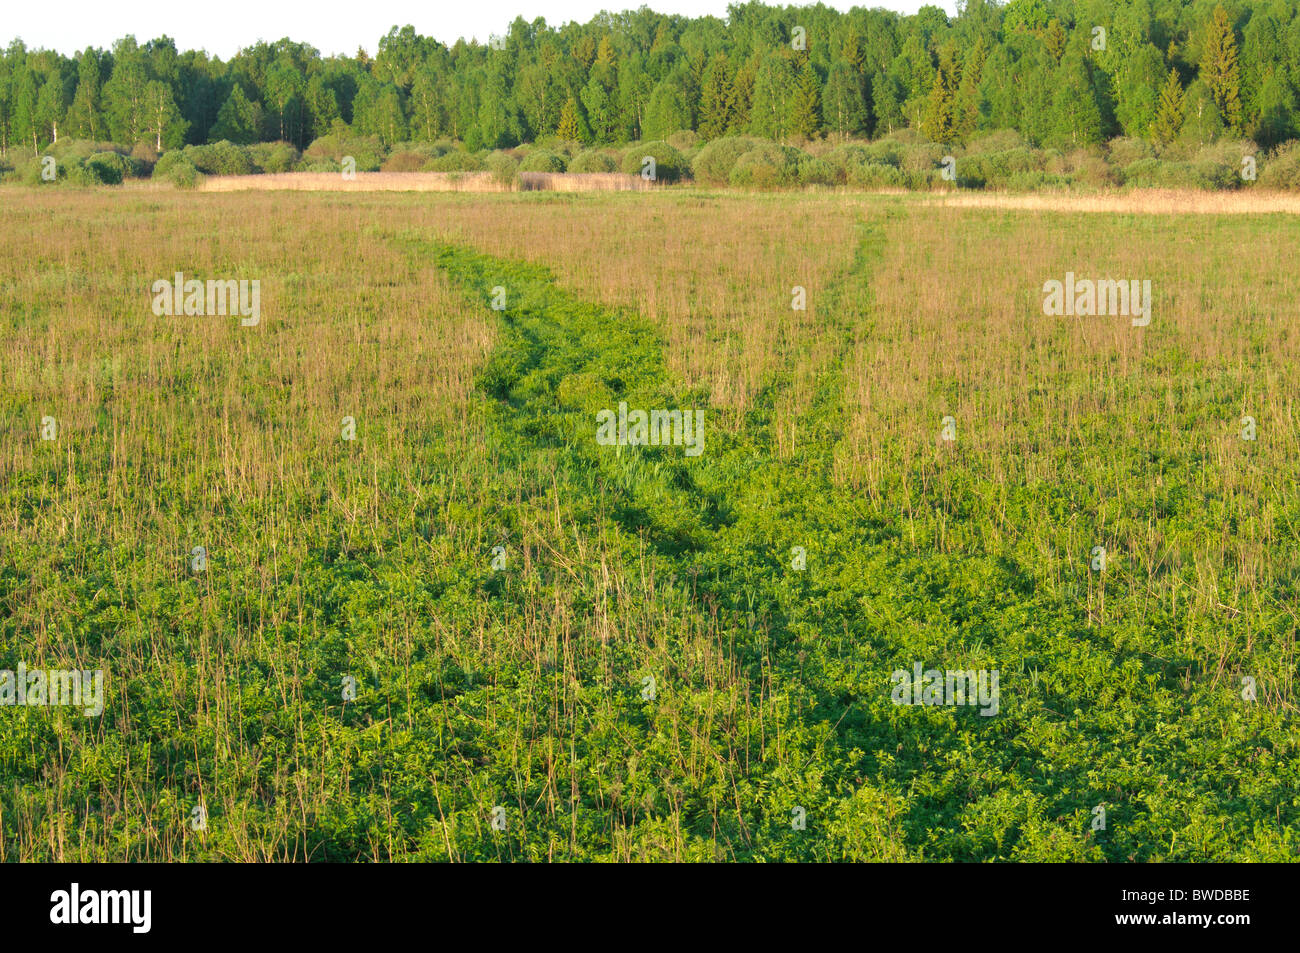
[1121,157,1236,190]
[822,143,872,177]
[958,147,1047,189]
[18,155,54,185]
[151,150,188,180]
[1258,141,1300,189]
[519,149,568,173]
[568,149,618,173]
[426,151,485,172]
[728,143,803,188]
[1108,137,1155,167]
[130,142,159,171]
[486,151,520,187]
[1068,153,1120,189]
[163,159,200,189]
[621,141,687,183]
[692,136,757,185]
[667,130,698,152]
[846,162,906,189]
[304,134,383,171]
[186,141,254,176]
[965,129,1030,154]
[796,156,839,186]
[381,151,428,172]
[247,141,300,173]
[82,152,128,185]
[1003,170,1070,190]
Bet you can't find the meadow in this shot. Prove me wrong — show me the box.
[1,185,1297,861]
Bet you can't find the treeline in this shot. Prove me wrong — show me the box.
[2,0,1299,158]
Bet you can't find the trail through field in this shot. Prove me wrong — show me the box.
[387,221,1295,861]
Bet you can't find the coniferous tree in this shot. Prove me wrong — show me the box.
[210,83,258,143]
[1051,50,1103,147]
[790,60,822,138]
[698,54,733,140]
[727,58,755,133]
[1151,68,1187,144]
[923,43,960,142]
[556,95,586,141]
[1200,4,1243,135]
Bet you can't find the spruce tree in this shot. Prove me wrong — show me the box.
[1151,68,1186,144]
[556,95,584,142]
[698,54,733,140]
[210,84,258,144]
[1200,4,1242,135]
[923,43,960,143]
[791,60,822,139]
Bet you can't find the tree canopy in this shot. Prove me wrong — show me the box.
[1,1,1295,155]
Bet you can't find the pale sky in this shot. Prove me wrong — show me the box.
[5,1,960,59]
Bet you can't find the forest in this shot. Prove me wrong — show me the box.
[1,0,1297,159]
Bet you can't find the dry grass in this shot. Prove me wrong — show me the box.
[842,203,1300,625]
[928,188,1300,215]
[390,190,871,436]
[2,187,1296,860]
[200,170,650,193]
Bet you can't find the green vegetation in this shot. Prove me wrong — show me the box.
[1,188,1297,860]
[5,2,1300,192]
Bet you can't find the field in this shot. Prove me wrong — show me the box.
[1,186,1297,861]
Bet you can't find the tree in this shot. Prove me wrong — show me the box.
[66,49,103,140]
[644,77,688,140]
[1200,4,1242,135]
[1050,51,1103,148]
[872,70,904,136]
[265,59,306,145]
[790,60,822,139]
[103,40,149,145]
[35,72,68,147]
[1115,44,1166,140]
[698,54,733,140]
[956,35,988,140]
[9,63,40,155]
[556,95,587,142]
[1043,20,1067,64]
[1151,68,1186,144]
[144,80,186,150]
[823,60,867,137]
[306,74,341,138]
[210,83,258,144]
[1252,68,1294,149]
[580,79,617,142]
[923,43,960,143]
[749,51,797,139]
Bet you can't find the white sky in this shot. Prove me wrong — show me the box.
[5,1,960,59]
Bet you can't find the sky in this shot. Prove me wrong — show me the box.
[4,1,961,59]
